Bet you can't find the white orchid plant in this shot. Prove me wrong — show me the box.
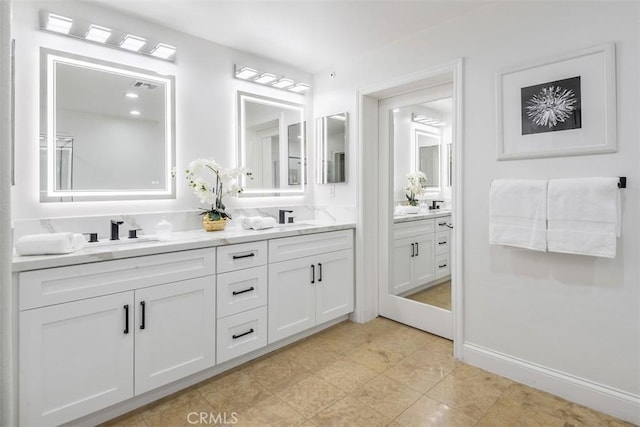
[184,158,252,221]
[405,171,428,206]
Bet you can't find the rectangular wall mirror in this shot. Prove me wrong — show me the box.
[40,48,176,202]
[238,92,305,196]
[316,112,347,184]
[414,129,440,189]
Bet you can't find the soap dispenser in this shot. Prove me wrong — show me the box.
[155,218,173,241]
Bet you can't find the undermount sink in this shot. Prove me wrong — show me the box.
[85,235,159,247]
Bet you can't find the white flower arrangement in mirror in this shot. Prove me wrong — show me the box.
[184,158,252,221]
[405,171,428,206]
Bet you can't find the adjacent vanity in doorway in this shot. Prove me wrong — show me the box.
[13,223,355,426]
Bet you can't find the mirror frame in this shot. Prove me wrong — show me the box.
[40,48,176,202]
[316,112,348,184]
[237,91,305,197]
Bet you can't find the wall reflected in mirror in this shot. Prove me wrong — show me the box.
[40,49,175,202]
[392,95,453,312]
[238,92,305,196]
[317,112,347,184]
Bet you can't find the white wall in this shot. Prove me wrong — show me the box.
[313,0,639,418]
[12,1,313,220]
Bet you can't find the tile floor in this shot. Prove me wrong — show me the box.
[105,317,633,427]
[406,281,451,310]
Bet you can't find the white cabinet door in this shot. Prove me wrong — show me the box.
[268,256,316,343]
[134,276,216,395]
[315,249,354,324]
[20,292,134,427]
[413,233,436,285]
[391,236,415,295]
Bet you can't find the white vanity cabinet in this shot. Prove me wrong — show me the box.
[392,219,436,295]
[18,249,216,427]
[268,230,354,343]
[216,241,269,363]
[435,215,452,278]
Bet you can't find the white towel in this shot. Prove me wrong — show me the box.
[251,217,277,230]
[15,232,85,256]
[489,179,548,251]
[241,216,259,230]
[547,177,620,258]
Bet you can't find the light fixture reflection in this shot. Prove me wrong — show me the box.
[47,13,73,34]
[289,83,310,93]
[272,78,294,89]
[85,24,111,43]
[254,73,277,84]
[124,92,139,99]
[236,67,258,80]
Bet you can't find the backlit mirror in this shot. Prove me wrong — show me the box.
[415,129,440,189]
[317,112,347,184]
[238,92,305,196]
[40,48,175,202]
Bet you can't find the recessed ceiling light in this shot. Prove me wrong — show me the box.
[85,24,111,43]
[120,34,146,52]
[150,43,176,59]
[272,78,294,89]
[130,110,141,116]
[289,83,310,93]
[46,13,73,34]
[254,73,277,84]
[124,92,139,99]
[236,67,258,80]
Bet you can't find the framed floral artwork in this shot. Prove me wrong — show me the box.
[495,43,616,160]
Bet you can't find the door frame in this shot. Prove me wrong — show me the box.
[354,59,464,358]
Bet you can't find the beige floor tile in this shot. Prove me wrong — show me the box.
[276,375,346,418]
[100,412,147,427]
[406,281,452,310]
[310,396,391,427]
[315,356,379,392]
[242,351,311,392]
[283,340,342,372]
[426,363,513,421]
[409,348,457,376]
[197,370,272,413]
[394,395,478,427]
[351,375,421,419]
[347,343,408,373]
[383,357,450,393]
[138,387,203,420]
[234,394,305,427]
[143,393,216,427]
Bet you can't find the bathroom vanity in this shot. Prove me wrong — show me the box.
[392,211,452,296]
[13,223,354,426]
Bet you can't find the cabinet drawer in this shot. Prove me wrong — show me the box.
[269,230,353,263]
[19,248,216,310]
[394,219,435,240]
[436,254,451,278]
[217,241,267,273]
[217,266,267,318]
[436,231,450,255]
[217,306,267,363]
[435,216,453,232]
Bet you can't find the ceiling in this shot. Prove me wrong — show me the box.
[93,0,490,73]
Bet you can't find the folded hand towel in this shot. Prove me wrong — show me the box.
[15,232,85,256]
[547,177,620,258]
[251,216,277,230]
[241,216,259,230]
[489,179,548,251]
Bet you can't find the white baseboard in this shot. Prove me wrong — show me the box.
[463,343,640,425]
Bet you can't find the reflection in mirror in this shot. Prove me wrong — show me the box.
[317,112,347,184]
[238,92,305,196]
[415,130,440,189]
[392,96,453,312]
[40,49,175,202]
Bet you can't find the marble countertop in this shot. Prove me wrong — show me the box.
[393,209,452,224]
[12,220,356,272]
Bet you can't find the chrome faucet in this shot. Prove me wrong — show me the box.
[110,220,124,240]
[278,209,294,224]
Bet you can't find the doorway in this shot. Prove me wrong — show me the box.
[355,60,463,355]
